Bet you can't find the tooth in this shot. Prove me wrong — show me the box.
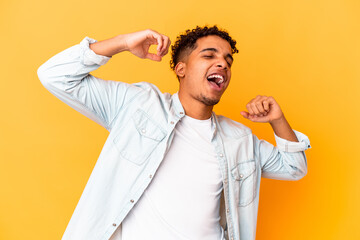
[208,74,224,82]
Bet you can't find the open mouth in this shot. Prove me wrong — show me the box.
[207,74,225,88]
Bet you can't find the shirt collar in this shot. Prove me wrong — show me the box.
[171,92,218,138]
[171,92,185,119]
[211,112,219,140]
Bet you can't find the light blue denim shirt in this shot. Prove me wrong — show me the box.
[38,37,311,240]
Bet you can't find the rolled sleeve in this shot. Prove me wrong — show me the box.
[274,130,311,152]
[79,37,111,66]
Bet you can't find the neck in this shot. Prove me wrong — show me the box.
[178,90,214,120]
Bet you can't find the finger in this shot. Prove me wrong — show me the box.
[246,113,262,122]
[263,99,270,112]
[267,96,277,107]
[241,111,263,122]
[246,103,255,116]
[250,102,260,115]
[254,95,270,116]
[162,38,171,56]
[255,101,266,114]
[160,35,170,56]
[162,48,169,57]
[150,32,163,55]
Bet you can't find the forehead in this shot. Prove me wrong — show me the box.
[194,35,232,53]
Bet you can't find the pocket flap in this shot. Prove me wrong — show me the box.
[132,109,166,141]
[231,160,256,181]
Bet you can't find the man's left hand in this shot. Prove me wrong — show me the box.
[240,95,284,123]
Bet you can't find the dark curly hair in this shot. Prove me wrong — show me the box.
[170,25,239,76]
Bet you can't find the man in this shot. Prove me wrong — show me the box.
[38,26,310,240]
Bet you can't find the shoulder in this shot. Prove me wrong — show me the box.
[132,81,161,93]
[124,81,173,108]
[215,114,252,138]
[131,81,171,97]
[119,81,166,98]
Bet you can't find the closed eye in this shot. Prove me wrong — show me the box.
[203,55,232,67]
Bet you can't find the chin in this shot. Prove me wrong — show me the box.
[200,96,220,106]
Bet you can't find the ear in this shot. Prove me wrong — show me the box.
[175,62,186,79]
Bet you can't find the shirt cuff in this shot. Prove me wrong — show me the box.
[79,36,111,66]
[274,130,311,152]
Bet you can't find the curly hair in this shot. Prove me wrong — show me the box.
[170,25,239,74]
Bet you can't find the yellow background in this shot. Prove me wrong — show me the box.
[1,0,359,239]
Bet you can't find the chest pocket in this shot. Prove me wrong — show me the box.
[231,160,257,207]
[113,109,166,165]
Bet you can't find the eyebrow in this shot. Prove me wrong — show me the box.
[199,48,233,62]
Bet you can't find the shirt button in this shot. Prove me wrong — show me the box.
[227,208,230,213]
[170,121,174,124]
[239,174,243,179]
[130,199,134,203]
[113,223,116,226]
[219,153,223,157]
[224,180,228,184]
[180,112,184,114]
[149,174,152,178]
[141,129,146,134]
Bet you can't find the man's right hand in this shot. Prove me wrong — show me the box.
[90,29,171,61]
[122,29,171,61]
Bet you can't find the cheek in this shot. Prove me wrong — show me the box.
[228,71,232,79]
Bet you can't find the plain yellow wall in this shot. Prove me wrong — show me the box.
[1,0,359,239]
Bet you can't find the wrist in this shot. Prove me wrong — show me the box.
[113,35,128,53]
[269,114,286,127]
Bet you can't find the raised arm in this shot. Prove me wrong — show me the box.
[240,95,311,180]
[240,95,297,142]
[89,29,170,60]
[37,29,171,131]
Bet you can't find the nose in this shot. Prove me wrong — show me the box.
[216,58,228,70]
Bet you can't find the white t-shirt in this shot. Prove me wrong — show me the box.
[117,115,224,240]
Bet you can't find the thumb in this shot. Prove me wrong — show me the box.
[240,111,250,119]
[146,52,162,62]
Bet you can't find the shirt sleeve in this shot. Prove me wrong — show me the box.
[255,129,311,180]
[37,37,141,131]
[274,130,311,152]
